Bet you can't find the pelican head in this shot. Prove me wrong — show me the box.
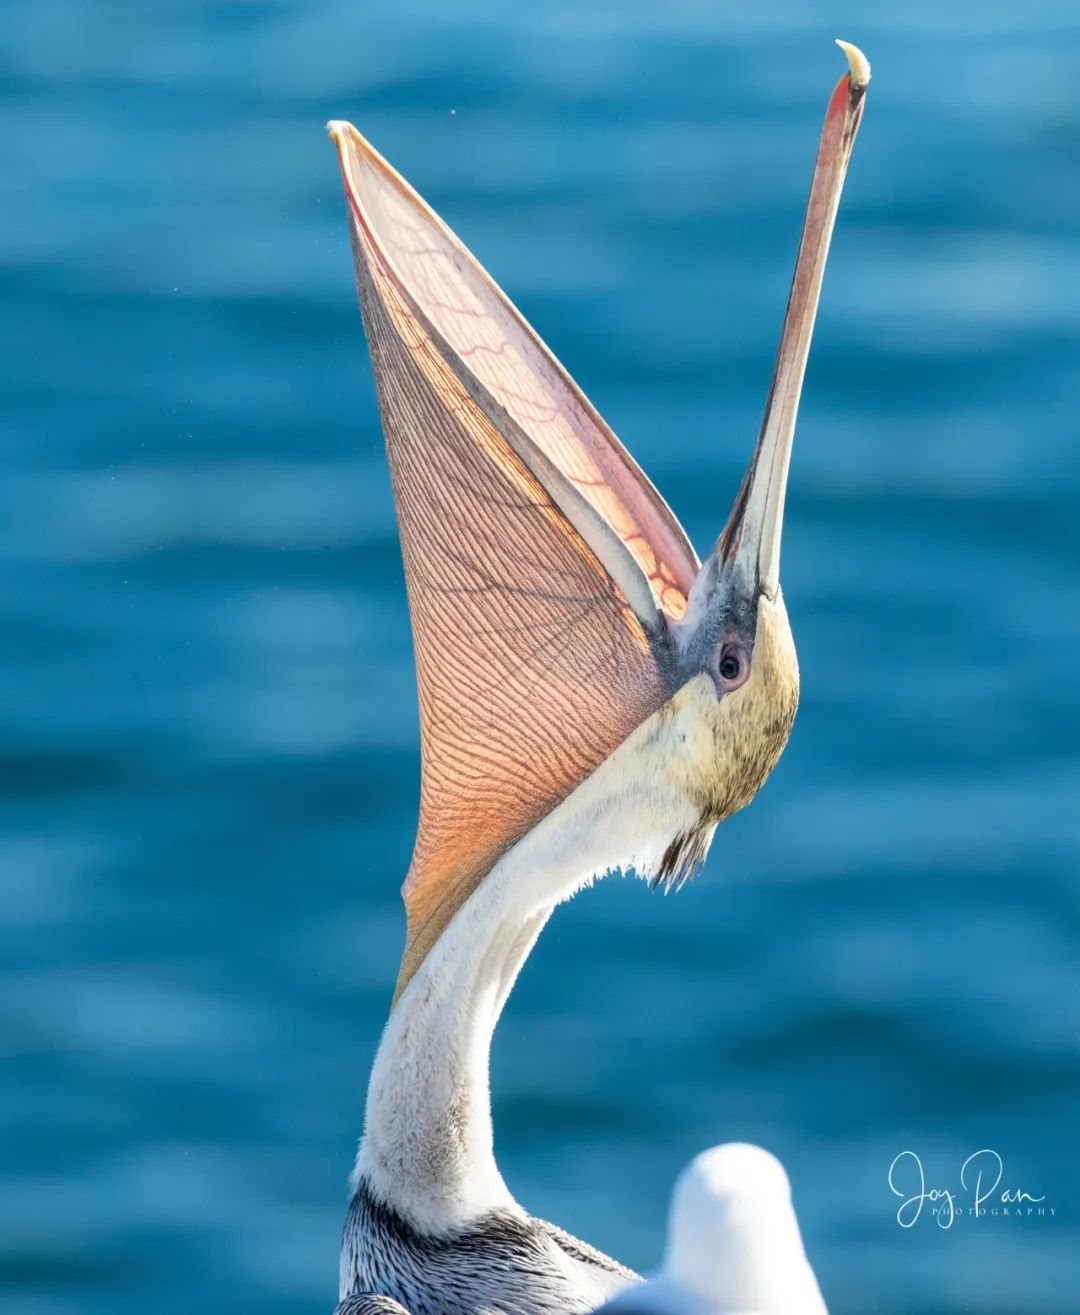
[328,41,870,987]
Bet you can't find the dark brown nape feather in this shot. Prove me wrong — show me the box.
[652,824,715,893]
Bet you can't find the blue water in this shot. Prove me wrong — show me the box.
[3,4,1079,1313]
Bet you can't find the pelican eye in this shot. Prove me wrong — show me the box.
[717,643,749,689]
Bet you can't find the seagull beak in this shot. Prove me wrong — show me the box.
[714,40,870,603]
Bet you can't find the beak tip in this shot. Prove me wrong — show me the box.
[834,39,872,90]
[327,120,363,158]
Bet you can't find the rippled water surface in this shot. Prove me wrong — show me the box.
[3,3,1079,1313]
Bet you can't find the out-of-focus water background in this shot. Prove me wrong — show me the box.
[3,3,1079,1313]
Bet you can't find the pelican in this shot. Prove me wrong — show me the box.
[591,1145,828,1315]
[327,40,869,1315]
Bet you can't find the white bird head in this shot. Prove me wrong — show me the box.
[662,1144,828,1315]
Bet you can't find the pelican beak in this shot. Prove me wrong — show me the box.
[715,40,870,603]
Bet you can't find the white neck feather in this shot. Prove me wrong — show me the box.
[355,676,717,1233]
